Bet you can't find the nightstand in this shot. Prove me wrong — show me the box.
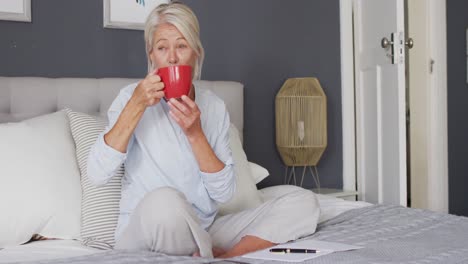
[312,188,358,201]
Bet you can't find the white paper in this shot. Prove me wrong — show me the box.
[242,239,363,262]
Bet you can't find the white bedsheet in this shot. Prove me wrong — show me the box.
[0,185,371,263]
[0,240,99,263]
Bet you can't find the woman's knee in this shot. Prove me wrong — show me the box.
[136,187,190,228]
[139,187,186,209]
[116,187,198,252]
[277,188,320,217]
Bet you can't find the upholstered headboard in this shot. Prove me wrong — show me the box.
[0,77,244,133]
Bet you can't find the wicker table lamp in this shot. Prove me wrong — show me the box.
[275,77,327,188]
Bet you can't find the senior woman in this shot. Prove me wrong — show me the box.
[87,1,319,259]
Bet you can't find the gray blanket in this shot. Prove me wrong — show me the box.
[14,205,468,264]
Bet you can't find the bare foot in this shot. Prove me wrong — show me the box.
[192,247,226,257]
[212,247,226,257]
[217,235,276,258]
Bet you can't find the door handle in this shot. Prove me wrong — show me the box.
[382,37,414,49]
[381,37,393,49]
[405,38,414,49]
[381,33,410,65]
[381,34,397,64]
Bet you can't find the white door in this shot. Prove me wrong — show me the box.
[353,0,407,206]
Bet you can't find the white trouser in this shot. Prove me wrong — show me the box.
[115,186,319,258]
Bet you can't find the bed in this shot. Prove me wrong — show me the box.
[1,77,468,263]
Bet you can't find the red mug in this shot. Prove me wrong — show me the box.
[157,65,192,100]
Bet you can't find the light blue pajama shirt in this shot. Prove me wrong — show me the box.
[87,83,236,239]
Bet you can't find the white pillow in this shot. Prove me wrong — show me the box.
[217,124,263,216]
[248,162,270,184]
[0,111,82,248]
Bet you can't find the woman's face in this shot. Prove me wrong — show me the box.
[150,23,197,71]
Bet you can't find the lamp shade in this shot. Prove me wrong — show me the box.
[275,77,327,166]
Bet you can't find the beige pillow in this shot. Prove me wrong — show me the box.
[217,124,263,216]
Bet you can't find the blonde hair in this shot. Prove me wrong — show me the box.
[144,2,205,80]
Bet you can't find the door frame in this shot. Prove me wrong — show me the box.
[340,0,356,193]
[339,0,448,211]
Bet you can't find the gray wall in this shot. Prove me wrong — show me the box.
[0,0,343,189]
[447,1,468,216]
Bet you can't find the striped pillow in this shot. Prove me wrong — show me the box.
[66,109,123,250]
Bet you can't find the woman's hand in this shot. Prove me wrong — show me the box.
[104,73,164,153]
[169,95,225,174]
[132,72,165,108]
[168,95,203,141]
